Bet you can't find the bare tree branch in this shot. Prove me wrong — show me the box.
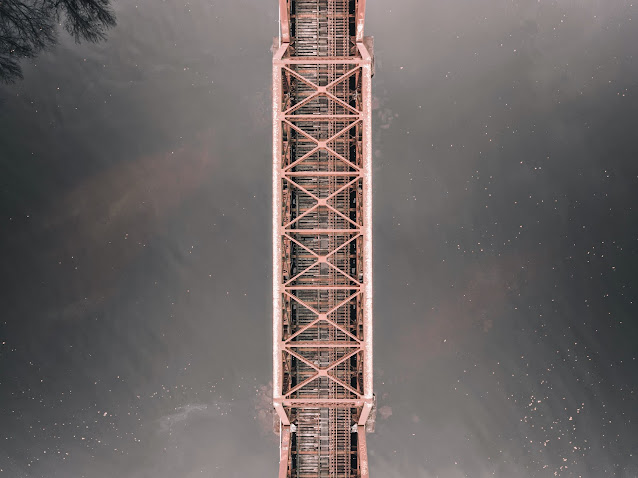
[0,0,115,83]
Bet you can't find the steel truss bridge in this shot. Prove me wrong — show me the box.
[272,1,375,477]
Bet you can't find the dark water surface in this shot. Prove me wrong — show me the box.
[1,1,638,477]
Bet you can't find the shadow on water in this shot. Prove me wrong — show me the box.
[0,0,115,83]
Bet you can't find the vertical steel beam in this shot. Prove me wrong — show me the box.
[279,0,290,44]
[358,427,370,478]
[272,42,287,427]
[356,0,367,42]
[359,41,374,404]
[278,425,291,478]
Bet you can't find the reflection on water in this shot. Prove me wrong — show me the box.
[0,0,115,82]
[0,1,637,477]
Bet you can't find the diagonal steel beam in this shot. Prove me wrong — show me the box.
[281,202,318,229]
[283,145,320,171]
[326,290,362,316]
[282,290,321,317]
[282,175,320,202]
[322,145,362,171]
[282,119,319,143]
[285,310,361,343]
[283,233,320,258]
[284,260,320,287]
[324,348,362,372]
[326,372,363,397]
[282,65,319,90]
[283,348,320,372]
[325,65,362,90]
[324,260,362,286]
[326,232,361,258]
[325,202,361,228]
[284,372,321,397]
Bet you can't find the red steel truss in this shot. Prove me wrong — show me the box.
[273,1,374,477]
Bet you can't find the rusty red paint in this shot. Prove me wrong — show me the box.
[273,2,374,476]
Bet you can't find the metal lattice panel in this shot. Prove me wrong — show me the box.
[274,1,374,477]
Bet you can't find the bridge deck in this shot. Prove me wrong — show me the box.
[273,1,374,477]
